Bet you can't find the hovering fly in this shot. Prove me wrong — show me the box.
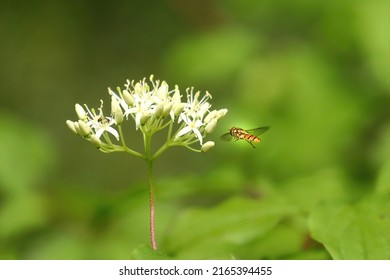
[221,126,270,148]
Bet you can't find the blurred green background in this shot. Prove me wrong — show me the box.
[1,0,390,259]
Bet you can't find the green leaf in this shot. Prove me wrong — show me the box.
[308,194,390,259]
[165,196,296,259]
[130,244,171,260]
[242,221,305,259]
[280,168,349,212]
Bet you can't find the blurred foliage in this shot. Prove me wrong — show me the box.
[1,0,390,259]
[309,194,390,259]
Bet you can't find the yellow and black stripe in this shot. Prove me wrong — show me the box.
[222,126,270,148]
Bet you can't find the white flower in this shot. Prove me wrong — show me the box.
[172,88,218,146]
[175,114,204,145]
[149,78,182,120]
[109,88,129,113]
[127,97,154,129]
[84,100,119,140]
[152,82,173,118]
[112,78,156,129]
[181,88,211,120]
[68,75,228,153]
[95,117,119,140]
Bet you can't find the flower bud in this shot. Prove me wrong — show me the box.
[78,120,92,137]
[201,141,215,152]
[172,103,185,117]
[115,111,124,125]
[75,104,87,120]
[204,110,217,123]
[66,120,78,134]
[172,86,181,102]
[162,103,172,117]
[205,119,217,134]
[73,121,81,135]
[111,96,124,124]
[90,134,101,148]
[140,113,149,126]
[122,89,133,106]
[217,109,228,119]
[154,104,164,118]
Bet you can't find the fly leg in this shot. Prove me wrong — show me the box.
[246,139,256,148]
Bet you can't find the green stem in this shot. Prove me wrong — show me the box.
[118,125,127,148]
[144,133,157,250]
[146,158,157,251]
[123,146,145,159]
[118,126,145,159]
[152,142,169,160]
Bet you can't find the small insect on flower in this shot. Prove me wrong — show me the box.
[221,126,270,148]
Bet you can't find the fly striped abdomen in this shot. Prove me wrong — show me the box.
[222,126,270,148]
[243,133,260,143]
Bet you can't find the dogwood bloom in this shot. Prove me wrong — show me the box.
[66,75,228,155]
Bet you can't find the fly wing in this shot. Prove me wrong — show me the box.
[220,132,233,141]
[246,126,270,136]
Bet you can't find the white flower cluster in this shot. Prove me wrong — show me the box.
[66,75,227,155]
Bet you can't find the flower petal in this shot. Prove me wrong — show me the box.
[175,126,192,138]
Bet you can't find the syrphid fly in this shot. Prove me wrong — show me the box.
[221,126,270,148]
